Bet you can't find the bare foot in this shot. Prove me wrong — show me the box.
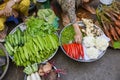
[0,26,8,42]
[12,10,19,18]
[20,14,27,22]
[82,0,90,3]
[61,13,70,26]
[21,16,27,22]
[82,4,96,14]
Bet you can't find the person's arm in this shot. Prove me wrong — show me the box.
[67,1,82,43]
[0,10,4,16]
[3,0,21,17]
[7,0,21,7]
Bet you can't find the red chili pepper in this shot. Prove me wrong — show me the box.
[76,44,80,59]
[63,44,66,50]
[75,43,80,58]
[70,43,74,58]
[80,44,84,59]
[63,44,68,53]
[63,43,83,60]
[72,43,77,59]
[74,44,77,59]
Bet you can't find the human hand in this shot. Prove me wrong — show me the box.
[73,23,82,44]
[4,5,12,17]
[12,10,19,18]
[74,32,82,43]
[82,0,90,3]
[3,0,15,17]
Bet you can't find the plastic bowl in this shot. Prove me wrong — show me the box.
[59,21,108,62]
[0,43,9,80]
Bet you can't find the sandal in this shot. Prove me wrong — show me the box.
[82,4,96,14]
[61,13,70,26]
[0,26,8,42]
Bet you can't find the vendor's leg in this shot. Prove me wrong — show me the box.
[18,0,30,21]
[58,0,75,26]
[0,2,8,16]
[12,10,19,18]
[0,17,7,42]
[12,0,30,21]
[83,0,90,3]
[82,0,96,14]
[61,12,70,26]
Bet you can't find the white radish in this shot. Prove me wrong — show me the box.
[31,73,37,80]
[27,75,32,80]
[35,72,41,80]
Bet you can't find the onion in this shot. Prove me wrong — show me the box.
[43,62,52,74]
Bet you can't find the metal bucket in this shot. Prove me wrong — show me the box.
[0,43,9,80]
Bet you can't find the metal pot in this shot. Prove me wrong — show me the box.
[0,43,9,80]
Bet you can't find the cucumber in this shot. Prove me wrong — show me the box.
[32,38,42,51]
[6,42,14,51]
[4,43,13,56]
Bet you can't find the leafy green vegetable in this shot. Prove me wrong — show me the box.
[113,41,120,49]
[23,63,38,75]
[61,25,75,44]
[32,63,38,72]
[5,17,59,67]
[37,9,59,28]
[23,65,33,75]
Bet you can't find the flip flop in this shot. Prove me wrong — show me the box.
[82,4,96,14]
[0,26,8,42]
[61,14,70,26]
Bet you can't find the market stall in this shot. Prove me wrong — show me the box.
[1,0,120,80]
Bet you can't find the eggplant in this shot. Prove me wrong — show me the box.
[0,67,3,76]
[0,56,6,66]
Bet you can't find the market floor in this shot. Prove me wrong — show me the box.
[2,0,120,80]
[2,47,120,80]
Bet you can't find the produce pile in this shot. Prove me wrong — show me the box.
[96,1,120,49]
[37,9,59,28]
[24,62,58,80]
[61,18,109,61]
[82,18,109,60]
[61,25,84,60]
[4,16,59,67]
[63,43,84,60]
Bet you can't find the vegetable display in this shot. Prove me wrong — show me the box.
[24,62,59,80]
[61,25,84,60]
[37,9,59,28]
[61,25,75,44]
[5,17,59,67]
[61,24,84,60]
[60,18,109,61]
[96,1,120,49]
[24,63,42,80]
[63,43,84,60]
[82,18,109,60]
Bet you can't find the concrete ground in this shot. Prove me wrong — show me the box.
[2,0,120,80]
[2,47,120,80]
